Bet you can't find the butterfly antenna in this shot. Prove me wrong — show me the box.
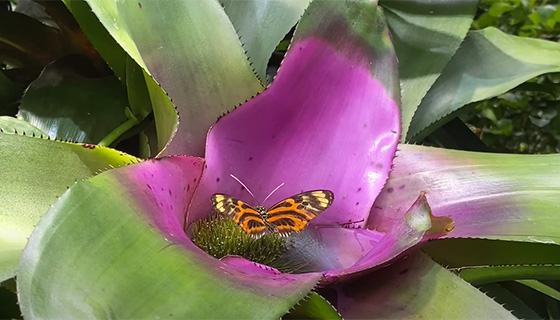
[229,174,256,200]
[263,182,285,203]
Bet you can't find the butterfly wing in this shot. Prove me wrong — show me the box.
[266,190,334,236]
[211,194,268,238]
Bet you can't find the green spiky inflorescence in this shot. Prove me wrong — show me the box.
[191,214,311,273]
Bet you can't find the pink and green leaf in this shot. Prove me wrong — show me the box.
[369,144,560,244]
[17,157,322,318]
[188,0,401,229]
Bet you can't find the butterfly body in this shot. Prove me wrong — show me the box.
[211,190,334,239]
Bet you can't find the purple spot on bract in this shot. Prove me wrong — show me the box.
[363,123,367,128]
[249,157,253,161]
[159,202,163,207]
[147,184,152,190]
[194,178,197,182]
[357,187,362,192]
[355,202,359,206]
[399,185,405,190]
[387,187,394,193]
[241,186,245,191]
[168,190,172,196]
[216,177,220,182]
[187,184,190,191]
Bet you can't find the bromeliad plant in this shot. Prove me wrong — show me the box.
[2,0,560,318]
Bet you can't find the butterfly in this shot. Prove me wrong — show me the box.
[211,190,334,239]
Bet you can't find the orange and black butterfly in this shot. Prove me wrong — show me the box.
[211,190,334,239]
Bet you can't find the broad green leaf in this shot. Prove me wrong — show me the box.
[459,265,560,286]
[0,116,47,137]
[379,0,478,140]
[424,239,560,267]
[84,0,263,156]
[17,58,128,144]
[285,292,341,320]
[17,157,321,318]
[408,27,560,141]
[220,0,312,82]
[370,144,560,244]
[0,132,138,281]
[335,252,515,319]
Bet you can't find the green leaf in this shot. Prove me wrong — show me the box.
[479,283,542,320]
[285,292,341,320]
[460,265,560,286]
[0,132,138,281]
[0,116,47,137]
[379,0,478,140]
[424,239,560,267]
[125,56,152,121]
[517,280,560,302]
[408,27,560,142]
[335,252,515,319]
[220,0,311,83]
[84,0,263,156]
[17,58,129,144]
[17,157,321,318]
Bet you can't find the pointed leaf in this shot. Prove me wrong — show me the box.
[84,0,263,156]
[17,59,128,144]
[408,27,560,141]
[369,144,560,244]
[18,156,322,318]
[379,0,478,140]
[286,292,341,320]
[0,116,47,137]
[0,132,138,281]
[220,0,312,82]
[459,265,560,286]
[334,252,515,319]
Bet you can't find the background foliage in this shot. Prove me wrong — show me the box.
[464,0,560,154]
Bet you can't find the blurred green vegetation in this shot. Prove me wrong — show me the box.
[463,0,560,153]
